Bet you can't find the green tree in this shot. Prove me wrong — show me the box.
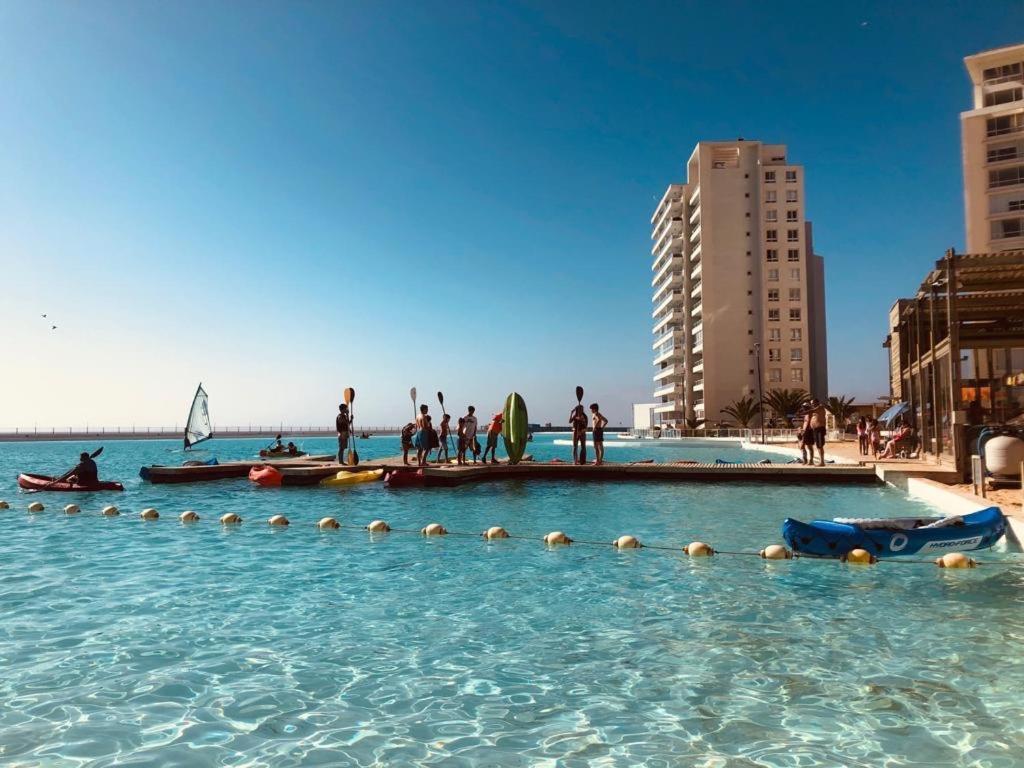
[825,395,857,439]
[760,388,810,427]
[720,396,761,428]
[684,415,705,430]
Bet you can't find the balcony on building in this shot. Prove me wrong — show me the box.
[652,308,684,335]
[653,365,677,382]
[653,403,683,415]
[652,271,683,302]
[651,253,682,285]
[653,382,679,399]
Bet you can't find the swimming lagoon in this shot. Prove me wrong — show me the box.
[1,436,1022,766]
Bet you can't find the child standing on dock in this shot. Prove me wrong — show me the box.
[590,403,608,465]
[436,414,452,464]
[481,412,503,464]
[463,406,479,464]
[400,422,416,465]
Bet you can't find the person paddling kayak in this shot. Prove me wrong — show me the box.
[64,452,99,486]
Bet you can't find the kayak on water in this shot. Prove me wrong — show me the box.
[320,468,384,487]
[259,449,308,459]
[17,473,124,493]
[384,469,425,488]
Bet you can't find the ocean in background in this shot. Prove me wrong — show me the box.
[0,436,1022,766]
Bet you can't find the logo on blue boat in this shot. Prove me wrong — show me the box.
[918,537,984,554]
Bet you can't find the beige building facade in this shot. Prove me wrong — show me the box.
[962,43,1024,253]
[649,140,828,428]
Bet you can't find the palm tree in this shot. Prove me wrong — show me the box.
[720,396,761,428]
[825,395,857,439]
[684,415,705,430]
[760,388,810,427]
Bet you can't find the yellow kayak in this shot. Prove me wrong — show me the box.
[320,468,384,487]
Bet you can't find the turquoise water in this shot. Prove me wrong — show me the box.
[1,436,1023,766]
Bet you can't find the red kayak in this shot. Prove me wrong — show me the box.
[17,473,124,492]
[249,465,284,487]
[384,469,425,488]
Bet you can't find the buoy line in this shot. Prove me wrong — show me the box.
[8,501,1023,568]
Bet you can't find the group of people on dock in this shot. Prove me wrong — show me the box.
[334,399,609,467]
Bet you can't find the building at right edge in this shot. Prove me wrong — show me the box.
[650,140,828,429]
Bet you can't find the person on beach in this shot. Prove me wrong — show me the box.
[803,398,827,466]
[400,422,416,465]
[481,412,503,464]
[463,405,479,464]
[336,403,351,463]
[590,403,608,465]
[456,416,467,465]
[868,418,882,458]
[856,416,868,456]
[436,413,452,463]
[569,405,588,464]
[413,404,432,466]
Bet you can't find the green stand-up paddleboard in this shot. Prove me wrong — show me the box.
[502,392,529,465]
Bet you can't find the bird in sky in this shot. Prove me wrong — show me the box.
[51,325,57,330]
[41,313,47,318]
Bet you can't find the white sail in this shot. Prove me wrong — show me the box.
[184,384,213,449]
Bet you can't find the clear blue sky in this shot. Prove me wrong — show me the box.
[1,1,1020,429]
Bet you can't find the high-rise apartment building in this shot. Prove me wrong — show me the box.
[962,43,1024,252]
[649,141,827,428]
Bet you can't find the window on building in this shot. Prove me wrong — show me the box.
[988,145,1021,163]
[785,190,798,203]
[786,210,798,222]
[992,217,1024,239]
[766,229,778,242]
[791,368,804,382]
[1009,199,1024,212]
[768,268,779,281]
[766,190,777,203]
[787,229,799,242]
[769,328,781,341]
[990,166,1024,188]
[790,328,802,341]
[769,369,782,382]
[790,308,801,321]
[769,348,781,362]
[768,309,780,322]
[987,114,1024,137]
[789,287,801,301]
[985,88,1024,107]
[768,289,779,302]
[765,171,776,183]
[785,170,797,182]
[983,62,1022,82]
[766,209,778,222]
[766,249,779,262]
[790,268,801,280]
[787,249,800,262]
[790,348,803,362]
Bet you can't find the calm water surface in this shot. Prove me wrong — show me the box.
[1,437,1022,767]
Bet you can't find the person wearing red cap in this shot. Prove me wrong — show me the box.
[481,411,503,464]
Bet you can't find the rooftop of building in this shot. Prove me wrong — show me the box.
[964,41,1024,82]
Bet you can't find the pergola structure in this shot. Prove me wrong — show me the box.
[885,249,1024,469]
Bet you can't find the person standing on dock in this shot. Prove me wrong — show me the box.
[569,405,588,464]
[336,403,352,464]
[805,398,827,466]
[481,412,503,464]
[463,405,479,464]
[436,414,452,464]
[414,404,432,466]
[456,416,467,465]
[590,403,608,465]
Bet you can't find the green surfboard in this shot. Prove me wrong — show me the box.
[502,392,529,465]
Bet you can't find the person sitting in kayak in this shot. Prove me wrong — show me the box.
[268,434,285,454]
[481,412,503,464]
[286,442,299,456]
[65,452,99,486]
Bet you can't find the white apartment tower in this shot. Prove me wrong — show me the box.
[962,43,1024,252]
[649,140,827,428]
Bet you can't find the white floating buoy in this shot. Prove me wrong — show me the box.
[935,552,976,569]
[483,526,509,539]
[366,519,391,533]
[179,510,200,523]
[268,514,290,526]
[220,512,242,525]
[318,517,340,530]
[421,523,447,536]
[63,504,80,515]
[0,500,9,510]
[101,505,119,516]
[140,508,159,521]
[760,544,792,560]
[684,541,714,557]
[28,501,45,513]
[613,535,642,549]
[842,548,877,565]
[544,531,572,546]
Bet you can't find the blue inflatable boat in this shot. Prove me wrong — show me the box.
[782,506,1006,558]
